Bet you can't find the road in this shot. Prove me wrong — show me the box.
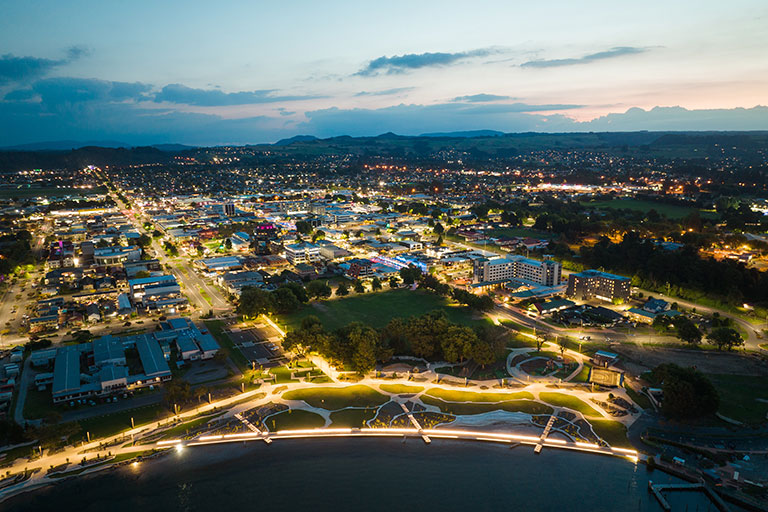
[104,181,231,316]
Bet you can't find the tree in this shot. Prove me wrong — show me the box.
[163,241,178,256]
[652,364,719,419]
[708,327,744,351]
[348,323,379,374]
[335,281,350,296]
[433,222,444,234]
[224,238,232,250]
[371,277,382,291]
[389,276,400,288]
[399,266,420,285]
[273,286,300,314]
[441,325,478,363]
[353,279,365,293]
[136,234,152,248]
[675,317,702,345]
[406,311,448,358]
[295,220,313,235]
[306,280,332,300]
[556,336,567,357]
[471,341,495,368]
[152,229,163,238]
[236,287,275,318]
[280,281,308,303]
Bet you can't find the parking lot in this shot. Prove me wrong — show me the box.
[227,327,286,368]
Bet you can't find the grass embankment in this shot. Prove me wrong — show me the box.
[78,404,170,439]
[379,384,424,394]
[204,320,249,372]
[266,410,325,431]
[589,420,631,448]
[282,385,388,410]
[422,395,552,416]
[329,408,378,428]
[280,289,491,332]
[424,389,534,402]
[538,392,602,418]
[708,374,768,425]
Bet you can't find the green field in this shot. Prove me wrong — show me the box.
[0,186,108,199]
[379,384,424,394]
[425,388,534,402]
[538,392,602,418]
[421,395,552,416]
[266,410,325,431]
[708,374,768,425]
[282,385,388,410]
[280,289,490,331]
[329,408,377,427]
[580,198,717,220]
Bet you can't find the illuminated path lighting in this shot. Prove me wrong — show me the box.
[159,427,639,462]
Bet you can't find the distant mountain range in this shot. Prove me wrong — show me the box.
[0,141,195,152]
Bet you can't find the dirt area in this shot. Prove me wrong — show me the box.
[614,345,768,376]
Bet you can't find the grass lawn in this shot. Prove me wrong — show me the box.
[270,366,299,384]
[280,289,491,332]
[571,364,592,383]
[425,388,533,402]
[708,374,768,425]
[379,384,424,394]
[78,403,170,439]
[624,384,652,410]
[579,198,718,220]
[588,419,631,448]
[282,385,388,410]
[421,395,552,416]
[23,387,56,420]
[266,410,325,431]
[158,411,226,439]
[204,320,249,372]
[329,408,377,427]
[539,392,602,418]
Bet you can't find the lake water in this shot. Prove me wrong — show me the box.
[7,438,724,511]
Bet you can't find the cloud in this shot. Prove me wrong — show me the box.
[26,77,152,106]
[0,46,89,85]
[452,93,513,103]
[354,87,415,97]
[521,46,648,68]
[356,49,496,76]
[153,84,322,106]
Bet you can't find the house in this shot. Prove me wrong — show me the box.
[643,298,670,314]
[86,303,101,323]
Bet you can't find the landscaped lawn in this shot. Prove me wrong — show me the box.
[379,384,424,394]
[623,383,652,410]
[158,411,226,439]
[270,366,299,384]
[280,289,491,331]
[708,374,768,425]
[421,395,552,416]
[282,385,388,410]
[538,392,602,418]
[572,363,592,383]
[329,408,377,427]
[266,410,325,431]
[425,388,533,402]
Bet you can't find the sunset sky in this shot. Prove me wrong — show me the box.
[1,0,767,145]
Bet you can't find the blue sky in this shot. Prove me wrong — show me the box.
[1,0,767,145]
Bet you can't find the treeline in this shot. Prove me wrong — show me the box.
[0,230,34,276]
[578,232,768,307]
[282,310,506,374]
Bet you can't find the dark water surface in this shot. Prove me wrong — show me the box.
[7,439,722,511]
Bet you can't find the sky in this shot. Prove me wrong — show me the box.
[1,0,767,146]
